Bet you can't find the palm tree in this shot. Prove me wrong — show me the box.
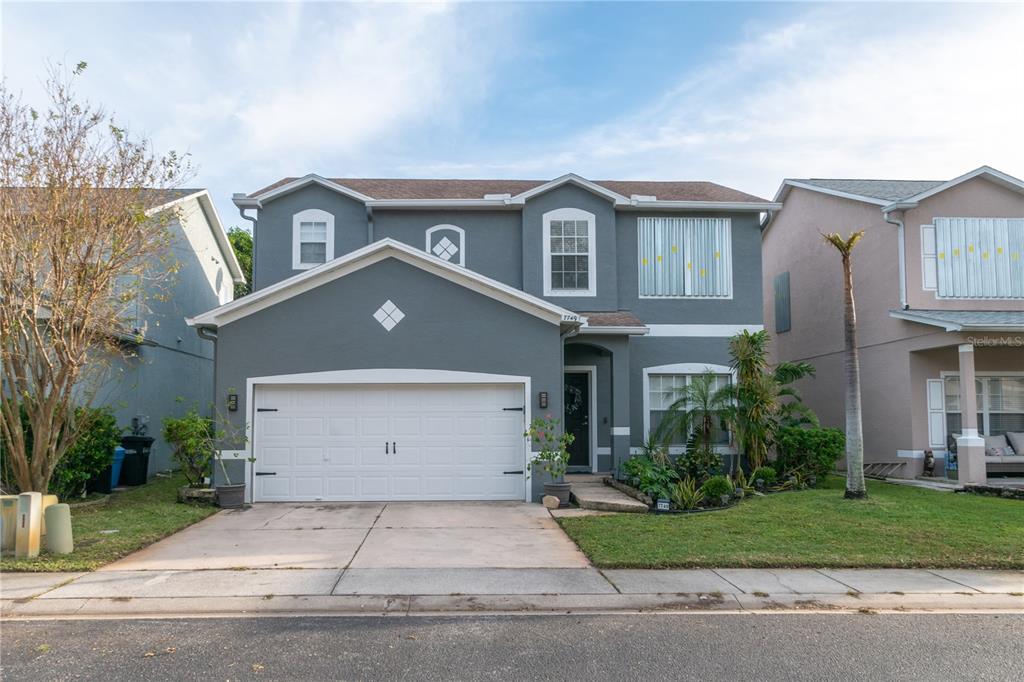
[652,371,731,458]
[722,330,816,471]
[822,230,867,499]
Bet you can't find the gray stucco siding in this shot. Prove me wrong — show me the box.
[212,257,564,500]
[254,185,368,291]
[372,209,523,288]
[615,211,764,324]
[522,184,620,311]
[626,335,733,447]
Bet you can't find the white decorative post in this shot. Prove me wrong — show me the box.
[956,344,986,485]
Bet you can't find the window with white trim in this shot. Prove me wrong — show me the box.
[944,375,1024,436]
[543,208,595,296]
[648,373,732,446]
[292,209,334,270]
[638,217,732,297]
[932,217,1024,298]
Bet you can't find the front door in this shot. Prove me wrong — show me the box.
[563,372,591,468]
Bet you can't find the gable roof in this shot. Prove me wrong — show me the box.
[244,173,773,207]
[889,309,1024,332]
[772,166,1024,208]
[187,238,581,329]
[146,189,246,284]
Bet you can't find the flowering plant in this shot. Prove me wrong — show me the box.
[525,415,575,481]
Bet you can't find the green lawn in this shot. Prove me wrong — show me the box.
[1,473,218,572]
[558,477,1024,569]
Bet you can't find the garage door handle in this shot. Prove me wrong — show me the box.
[256,408,278,412]
[385,442,389,454]
[503,470,524,475]
[503,407,524,412]
[255,472,277,476]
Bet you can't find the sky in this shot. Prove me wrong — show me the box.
[2,1,1023,228]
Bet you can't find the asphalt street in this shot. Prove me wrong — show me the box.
[2,613,1022,681]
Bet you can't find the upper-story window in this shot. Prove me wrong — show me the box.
[638,217,732,298]
[425,224,465,266]
[922,218,1023,298]
[543,207,596,297]
[292,208,334,270]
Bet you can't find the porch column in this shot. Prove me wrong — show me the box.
[610,339,631,474]
[956,343,986,485]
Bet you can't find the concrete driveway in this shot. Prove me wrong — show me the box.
[100,502,590,571]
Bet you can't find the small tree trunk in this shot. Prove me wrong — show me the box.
[842,254,867,498]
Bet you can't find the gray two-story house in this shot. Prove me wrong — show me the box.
[189,174,776,502]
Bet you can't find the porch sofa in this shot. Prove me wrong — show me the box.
[948,432,1024,475]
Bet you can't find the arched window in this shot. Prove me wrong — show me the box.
[543,207,596,296]
[292,209,334,270]
[425,224,465,266]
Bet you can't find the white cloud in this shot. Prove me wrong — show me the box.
[404,4,1024,197]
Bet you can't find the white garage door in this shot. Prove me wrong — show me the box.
[253,383,527,501]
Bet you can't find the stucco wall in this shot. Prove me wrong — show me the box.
[213,257,564,500]
[903,176,1024,311]
[93,198,228,474]
[373,209,522,288]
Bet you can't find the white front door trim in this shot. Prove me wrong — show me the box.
[564,365,598,473]
[245,368,533,502]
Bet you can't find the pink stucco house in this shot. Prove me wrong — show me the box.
[763,166,1024,484]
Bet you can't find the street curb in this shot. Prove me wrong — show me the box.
[3,592,1022,620]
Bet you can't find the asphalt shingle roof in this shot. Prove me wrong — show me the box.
[891,309,1024,330]
[250,177,770,203]
[793,179,946,202]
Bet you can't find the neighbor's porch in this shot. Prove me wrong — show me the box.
[912,339,1024,484]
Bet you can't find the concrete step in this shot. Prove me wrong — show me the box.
[566,476,648,514]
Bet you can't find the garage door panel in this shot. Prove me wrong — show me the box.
[254,383,526,501]
[261,417,291,437]
[326,477,357,497]
[391,416,422,436]
[327,446,357,466]
[262,447,292,466]
[294,418,324,436]
[328,417,357,437]
[294,476,324,498]
[294,447,325,466]
[360,416,389,437]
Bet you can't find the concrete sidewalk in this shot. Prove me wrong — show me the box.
[3,567,1021,619]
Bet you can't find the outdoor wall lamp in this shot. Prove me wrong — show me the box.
[538,392,548,409]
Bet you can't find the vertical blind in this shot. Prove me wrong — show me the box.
[933,218,1024,299]
[638,217,732,297]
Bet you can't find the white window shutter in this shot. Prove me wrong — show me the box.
[926,378,947,448]
[921,225,937,291]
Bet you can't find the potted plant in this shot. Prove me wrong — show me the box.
[163,406,250,508]
[525,415,574,507]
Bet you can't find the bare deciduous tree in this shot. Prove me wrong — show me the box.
[0,63,189,493]
[822,230,867,499]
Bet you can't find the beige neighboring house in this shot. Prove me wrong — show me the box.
[763,166,1024,484]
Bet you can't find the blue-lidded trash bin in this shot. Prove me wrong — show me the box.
[111,446,125,488]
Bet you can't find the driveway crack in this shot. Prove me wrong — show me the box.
[331,504,387,594]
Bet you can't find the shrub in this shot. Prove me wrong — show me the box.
[50,407,123,498]
[526,415,574,481]
[700,475,734,505]
[621,455,678,500]
[1,405,121,497]
[751,466,777,487]
[774,426,844,478]
[162,409,215,488]
[674,446,722,484]
[670,477,704,510]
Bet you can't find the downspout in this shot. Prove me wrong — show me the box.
[238,206,258,290]
[884,209,908,309]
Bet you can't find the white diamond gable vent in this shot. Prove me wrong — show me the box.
[372,299,405,331]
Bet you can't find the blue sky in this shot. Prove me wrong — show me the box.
[3,1,1022,227]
